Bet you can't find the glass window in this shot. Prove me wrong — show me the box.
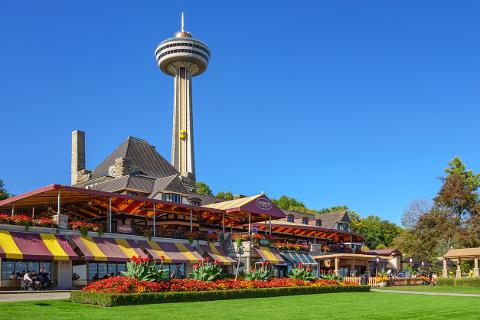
[316,220,322,227]
[107,263,117,276]
[287,215,294,223]
[28,261,39,273]
[15,261,28,274]
[1,260,15,280]
[98,263,107,278]
[88,263,98,281]
[41,262,52,276]
[117,263,126,275]
[302,218,309,225]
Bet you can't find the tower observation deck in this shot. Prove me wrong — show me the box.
[155,13,210,190]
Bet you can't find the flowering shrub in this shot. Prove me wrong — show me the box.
[190,258,223,281]
[34,217,57,228]
[11,215,32,230]
[70,221,104,236]
[245,262,270,281]
[289,263,316,281]
[81,276,353,294]
[275,242,310,251]
[207,230,218,243]
[123,256,166,282]
[0,214,11,224]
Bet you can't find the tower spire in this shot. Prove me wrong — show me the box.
[181,12,184,32]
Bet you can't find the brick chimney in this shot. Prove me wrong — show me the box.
[71,130,86,185]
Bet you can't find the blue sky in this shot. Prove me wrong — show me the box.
[1,1,479,224]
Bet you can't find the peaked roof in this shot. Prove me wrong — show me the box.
[203,194,285,218]
[318,211,351,228]
[91,137,179,179]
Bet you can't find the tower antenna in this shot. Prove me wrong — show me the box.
[181,12,184,32]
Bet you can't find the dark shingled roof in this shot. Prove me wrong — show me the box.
[91,175,156,194]
[318,211,351,228]
[91,137,178,179]
[188,193,223,206]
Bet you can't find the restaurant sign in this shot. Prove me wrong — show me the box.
[117,224,133,234]
[256,198,273,211]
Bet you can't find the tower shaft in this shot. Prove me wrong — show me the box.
[172,67,195,184]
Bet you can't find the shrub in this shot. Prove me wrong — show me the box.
[320,273,344,281]
[72,285,370,307]
[245,262,270,281]
[289,263,316,281]
[437,277,480,287]
[189,258,223,281]
[122,256,166,282]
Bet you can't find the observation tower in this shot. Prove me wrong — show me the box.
[155,13,210,189]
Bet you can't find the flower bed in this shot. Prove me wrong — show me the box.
[274,242,310,251]
[72,283,370,307]
[70,221,103,235]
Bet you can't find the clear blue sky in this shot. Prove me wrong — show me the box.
[1,1,479,224]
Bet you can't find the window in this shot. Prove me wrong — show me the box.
[337,223,349,231]
[302,217,309,225]
[127,191,138,196]
[191,199,201,206]
[1,260,51,280]
[162,193,182,203]
[316,219,322,227]
[287,215,294,223]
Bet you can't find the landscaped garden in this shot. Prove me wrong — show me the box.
[72,256,366,306]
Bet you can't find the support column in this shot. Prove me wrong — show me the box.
[248,213,251,235]
[269,216,272,235]
[350,260,356,276]
[57,190,61,215]
[456,259,462,278]
[222,213,225,233]
[152,204,156,237]
[108,197,112,233]
[474,257,479,277]
[11,204,14,217]
[442,258,448,278]
[189,209,193,232]
[334,257,340,276]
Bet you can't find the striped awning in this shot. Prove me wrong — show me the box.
[254,246,284,264]
[71,236,146,262]
[200,243,236,265]
[139,240,203,264]
[0,231,78,261]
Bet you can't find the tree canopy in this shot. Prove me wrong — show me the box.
[271,195,317,214]
[350,215,402,249]
[195,181,213,196]
[0,179,10,201]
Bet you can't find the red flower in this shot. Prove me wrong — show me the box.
[205,257,210,262]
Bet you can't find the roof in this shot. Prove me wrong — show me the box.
[444,247,480,259]
[313,253,383,260]
[203,194,285,218]
[90,137,178,180]
[317,211,351,228]
[365,248,402,256]
[188,193,223,205]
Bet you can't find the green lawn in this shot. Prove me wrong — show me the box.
[377,285,480,294]
[1,292,480,320]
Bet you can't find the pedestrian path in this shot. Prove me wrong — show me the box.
[372,289,480,297]
[0,291,70,302]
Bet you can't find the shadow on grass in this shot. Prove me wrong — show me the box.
[34,302,51,307]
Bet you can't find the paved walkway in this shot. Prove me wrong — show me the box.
[0,291,71,302]
[372,289,480,297]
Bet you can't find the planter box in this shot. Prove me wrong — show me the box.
[71,285,370,307]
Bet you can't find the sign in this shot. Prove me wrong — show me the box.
[117,224,133,234]
[256,198,273,211]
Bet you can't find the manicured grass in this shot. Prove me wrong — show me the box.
[2,292,480,319]
[377,285,480,294]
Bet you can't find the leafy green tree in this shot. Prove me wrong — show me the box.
[216,192,225,199]
[0,179,10,200]
[272,195,317,214]
[195,181,213,196]
[351,215,402,249]
[434,157,480,218]
[224,192,234,201]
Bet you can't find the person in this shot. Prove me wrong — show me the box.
[39,266,50,288]
[23,271,33,290]
[92,273,99,282]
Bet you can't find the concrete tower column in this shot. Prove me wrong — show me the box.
[71,130,85,185]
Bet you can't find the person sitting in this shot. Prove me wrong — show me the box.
[39,267,50,288]
[23,272,33,290]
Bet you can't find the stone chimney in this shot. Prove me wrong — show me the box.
[71,130,86,185]
[108,157,133,177]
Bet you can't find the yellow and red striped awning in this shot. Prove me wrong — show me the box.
[0,231,78,261]
[254,246,284,264]
[200,243,236,265]
[71,236,146,262]
[139,240,203,264]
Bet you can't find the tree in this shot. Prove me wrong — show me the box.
[0,179,10,201]
[272,195,317,214]
[351,215,402,249]
[224,192,234,201]
[216,191,234,201]
[195,181,213,196]
[401,199,431,229]
[434,157,480,218]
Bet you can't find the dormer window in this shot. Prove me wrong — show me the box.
[191,199,201,206]
[316,219,322,227]
[337,222,349,231]
[162,193,182,203]
[287,215,294,223]
[302,217,309,225]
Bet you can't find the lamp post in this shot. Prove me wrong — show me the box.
[235,244,244,281]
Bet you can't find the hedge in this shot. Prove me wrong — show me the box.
[71,285,370,307]
[436,277,480,287]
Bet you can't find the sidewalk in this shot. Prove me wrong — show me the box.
[372,289,480,297]
[0,291,71,302]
